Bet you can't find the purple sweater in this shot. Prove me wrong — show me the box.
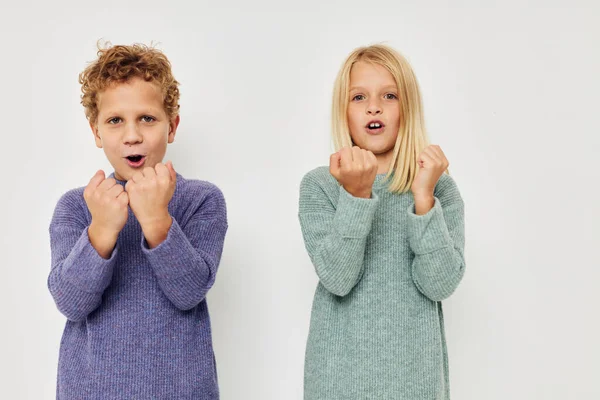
[48,173,228,399]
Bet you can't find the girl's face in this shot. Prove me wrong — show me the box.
[91,77,179,181]
[347,61,400,170]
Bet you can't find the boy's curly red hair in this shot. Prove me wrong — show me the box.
[79,43,180,126]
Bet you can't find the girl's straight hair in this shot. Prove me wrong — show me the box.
[332,44,445,193]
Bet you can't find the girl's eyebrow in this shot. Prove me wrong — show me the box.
[349,85,398,92]
[349,86,367,92]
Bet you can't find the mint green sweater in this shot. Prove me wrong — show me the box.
[298,167,465,399]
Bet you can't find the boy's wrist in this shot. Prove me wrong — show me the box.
[141,212,173,249]
[88,222,119,259]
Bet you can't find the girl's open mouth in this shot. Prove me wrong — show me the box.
[366,120,385,135]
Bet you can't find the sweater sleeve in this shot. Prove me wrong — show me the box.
[141,184,228,311]
[407,174,466,301]
[48,190,118,322]
[298,171,379,297]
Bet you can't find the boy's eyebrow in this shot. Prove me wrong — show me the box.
[101,109,163,118]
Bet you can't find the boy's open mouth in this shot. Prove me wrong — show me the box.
[125,155,146,168]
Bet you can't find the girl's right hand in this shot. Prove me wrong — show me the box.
[84,170,129,258]
[329,146,378,199]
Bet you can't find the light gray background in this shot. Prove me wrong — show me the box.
[2,0,599,399]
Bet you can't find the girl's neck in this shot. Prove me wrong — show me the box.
[376,151,394,174]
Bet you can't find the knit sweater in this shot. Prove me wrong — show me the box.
[298,167,465,400]
[48,173,228,400]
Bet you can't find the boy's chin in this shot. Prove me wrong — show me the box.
[113,162,162,181]
[112,166,138,182]
[112,169,132,182]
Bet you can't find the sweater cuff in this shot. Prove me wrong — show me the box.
[61,226,118,293]
[333,186,379,238]
[142,218,202,281]
[407,197,452,254]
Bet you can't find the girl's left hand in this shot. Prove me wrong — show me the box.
[411,145,449,198]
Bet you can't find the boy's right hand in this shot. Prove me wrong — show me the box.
[330,146,378,199]
[84,170,129,259]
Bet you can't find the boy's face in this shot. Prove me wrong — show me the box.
[347,61,400,163]
[90,77,179,181]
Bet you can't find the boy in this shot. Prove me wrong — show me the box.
[48,43,227,399]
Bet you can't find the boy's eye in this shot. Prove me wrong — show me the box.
[352,94,365,101]
[108,117,122,124]
[141,116,155,123]
[384,93,398,100]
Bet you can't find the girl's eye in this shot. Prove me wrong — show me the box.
[352,94,365,101]
[108,117,122,124]
[141,116,155,123]
[384,93,398,100]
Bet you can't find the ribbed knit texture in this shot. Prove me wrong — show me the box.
[298,166,465,400]
[48,173,228,400]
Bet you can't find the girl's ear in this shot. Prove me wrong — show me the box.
[168,115,180,144]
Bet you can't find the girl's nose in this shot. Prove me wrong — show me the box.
[366,101,382,115]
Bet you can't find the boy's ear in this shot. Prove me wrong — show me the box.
[90,121,103,148]
[168,114,180,144]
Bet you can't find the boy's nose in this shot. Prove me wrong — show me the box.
[123,124,143,144]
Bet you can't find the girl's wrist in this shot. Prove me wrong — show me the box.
[413,194,435,215]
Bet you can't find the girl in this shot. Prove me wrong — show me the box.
[298,44,465,399]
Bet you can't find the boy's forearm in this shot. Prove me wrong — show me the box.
[49,222,119,321]
[142,216,226,310]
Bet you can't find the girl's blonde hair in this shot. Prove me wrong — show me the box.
[332,44,440,194]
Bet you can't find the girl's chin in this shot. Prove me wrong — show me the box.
[354,142,396,155]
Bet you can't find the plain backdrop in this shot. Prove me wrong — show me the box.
[1,0,599,399]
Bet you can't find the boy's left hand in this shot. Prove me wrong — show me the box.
[411,145,449,215]
[126,162,177,248]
